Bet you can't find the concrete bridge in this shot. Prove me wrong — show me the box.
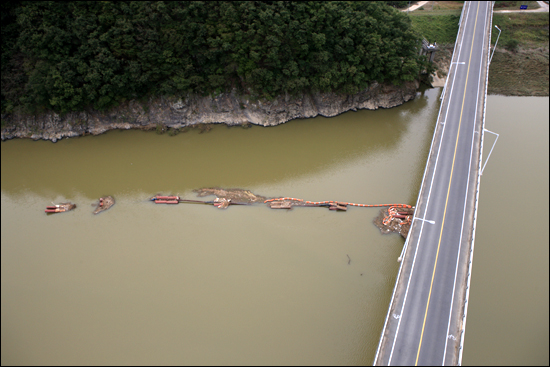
[374,2,494,365]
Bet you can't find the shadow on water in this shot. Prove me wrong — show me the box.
[1,88,433,201]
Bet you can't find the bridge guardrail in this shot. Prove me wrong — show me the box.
[457,2,495,365]
[373,2,470,365]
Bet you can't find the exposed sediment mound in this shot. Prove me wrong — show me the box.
[194,188,268,204]
[373,206,415,239]
[93,196,115,214]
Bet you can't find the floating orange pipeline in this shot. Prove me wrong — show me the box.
[154,200,179,204]
[383,206,414,226]
[265,197,412,209]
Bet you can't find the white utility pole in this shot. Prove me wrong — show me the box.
[490,25,502,64]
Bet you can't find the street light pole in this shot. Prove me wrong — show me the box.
[490,25,502,64]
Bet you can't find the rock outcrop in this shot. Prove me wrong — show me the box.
[1,81,418,142]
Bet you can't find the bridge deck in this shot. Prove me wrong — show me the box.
[374,2,492,365]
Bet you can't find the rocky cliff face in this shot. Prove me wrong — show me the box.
[1,81,418,142]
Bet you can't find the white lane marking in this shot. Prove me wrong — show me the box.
[452,62,466,64]
[386,2,473,365]
[373,4,470,362]
[442,2,489,365]
[413,217,435,224]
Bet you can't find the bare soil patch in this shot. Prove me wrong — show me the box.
[488,47,549,95]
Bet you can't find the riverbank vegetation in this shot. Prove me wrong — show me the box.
[1,1,429,116]
[410,14,460,45]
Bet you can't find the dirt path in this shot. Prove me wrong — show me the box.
[401,1,429,12]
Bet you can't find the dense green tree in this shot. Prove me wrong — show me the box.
[384,1,409,9]
[1,1,428,114]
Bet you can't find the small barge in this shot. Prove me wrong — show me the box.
[151,196,180,204]
[45,203,76,214]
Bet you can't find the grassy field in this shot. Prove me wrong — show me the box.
[492,12,549,49]
[410,14,461,45]
[493,1,540,10]
[410,6,549,95]
[489,12,549,95]
[410,8,462,16]
[410,0,539,13]
[410,3,548,46]
[410,1,464,17]
[488,48,549,96]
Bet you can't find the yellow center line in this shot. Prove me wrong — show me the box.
[414,2,480,365]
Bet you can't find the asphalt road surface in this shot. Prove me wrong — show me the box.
[375,2,492,365]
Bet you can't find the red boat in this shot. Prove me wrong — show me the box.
[45,203,76,213]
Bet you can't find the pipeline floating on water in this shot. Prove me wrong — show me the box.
[149,195,248,209]
[45,191,414,226]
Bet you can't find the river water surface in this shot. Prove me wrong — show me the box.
[462,96,549,366]
[1,88,437,365]
[1,91,548,365]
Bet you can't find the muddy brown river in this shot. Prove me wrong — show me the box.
[1,90,548,365]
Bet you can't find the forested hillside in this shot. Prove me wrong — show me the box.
[1,1,427,115]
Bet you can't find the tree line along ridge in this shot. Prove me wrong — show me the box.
[1,1,430,115]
